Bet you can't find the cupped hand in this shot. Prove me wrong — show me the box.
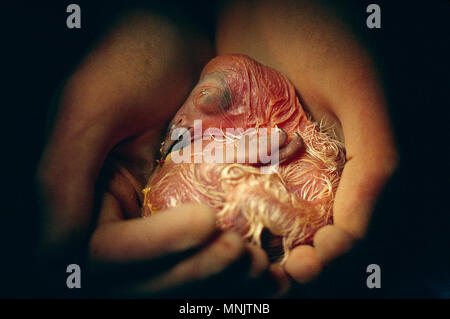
[36,10,282,297]
[89,196,280,297]
[215,0,398,284]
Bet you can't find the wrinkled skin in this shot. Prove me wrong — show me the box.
[143,54,346,260]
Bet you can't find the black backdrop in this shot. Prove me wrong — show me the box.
[2,0,449,298]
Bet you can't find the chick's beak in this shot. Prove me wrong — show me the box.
[159,125,193,159]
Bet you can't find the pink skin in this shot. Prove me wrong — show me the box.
[159,55,305,164]
[144,54,345,258]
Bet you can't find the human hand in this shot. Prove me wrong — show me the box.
[89,197,276,296]
[35,10,275,297]
[216,0,398,284]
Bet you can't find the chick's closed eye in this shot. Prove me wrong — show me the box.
[194,76,232,115]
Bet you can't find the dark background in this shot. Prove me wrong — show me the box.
[2,0,449,298]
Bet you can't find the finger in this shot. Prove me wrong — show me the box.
[97,192,125,225]
[226,246,289,298]
[284,245,322,283]
[245,243,269,278]
[130,231,247,293]
[88,204,220,290]
[98,160,144,221]
[332,158,391,239]
[36,126,110,251]
[269,262,291,297]
[128,234,284,297]
[239,244,286,297]
[313,225,354,265]
[89,203,218,264]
